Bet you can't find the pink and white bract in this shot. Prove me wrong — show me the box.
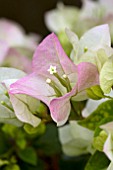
[9,33,99,126]
[0,19,40,73]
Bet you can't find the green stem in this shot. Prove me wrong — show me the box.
[54,73,72,92]
[70,101,83,120]
[4,91,10,98]
[1,101,14,112]
[104,95,113,100]
[50,80,62,97]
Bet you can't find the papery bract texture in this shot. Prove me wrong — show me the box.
[45,3,79,33]
[10,33,99,126]
[0,67,41,127]
[59,121,94,156]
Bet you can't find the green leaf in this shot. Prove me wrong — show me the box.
[24,123,46,135]
[91,85,105,98]
[93,130,108,151]
[0,159,9,167]
[94,116,113,137]
[35,123,61,155]
[85,151,110,170]
[86,85,106,100]
[2,124,27,150]
[35,102,49,120]
[79,100,113,130]
[0,130,10,155]
[60,154,90,170]
[2,124,18,138]
[58,31,72,56]
[17,147,37,166]
[100,56,113,94]
[16,137,26,150]
[19,159,44,170]
[92,117,112,152]
[4,164,20,170]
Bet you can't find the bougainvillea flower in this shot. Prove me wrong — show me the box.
[101,122,113,163]
[0,41,32,73]
[0,18,39,49]
[0,19,40,73]
[0,40,9,64]
[2,46,32,73]
[0,67,41,127]
[80,0,113,42]
[9,33,99,126]
[45,0,113,43]
[45,2,79,34]
[101,121,113,170]
[66,24,111,63]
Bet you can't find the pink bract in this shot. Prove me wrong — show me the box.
[9,33,99,126]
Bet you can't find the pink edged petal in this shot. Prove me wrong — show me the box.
[50,96,71,126]
[4,48,32,73]
[50,62,99,126]
[23,33,40,50]
[77,62,99,92]
[0,19,25,46]
[0,19,39,50]
[10,73,56,106]
[0,40,9,64]
[32,33,77,84]
[50,86,77,126]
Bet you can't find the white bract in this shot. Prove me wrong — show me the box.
[101,122,113,169]
[0,67,41,127]
[59,121,94,156]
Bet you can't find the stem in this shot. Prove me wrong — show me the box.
[1,101,14,112]
[104,95,113,100]
[70,101,83,120]
[54,73,72,92]
[4,91,10,98]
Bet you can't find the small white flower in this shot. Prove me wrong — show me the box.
[47,65,57,74]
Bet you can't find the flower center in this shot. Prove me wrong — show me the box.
[47,65,57,74]
[46,65,72,96]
